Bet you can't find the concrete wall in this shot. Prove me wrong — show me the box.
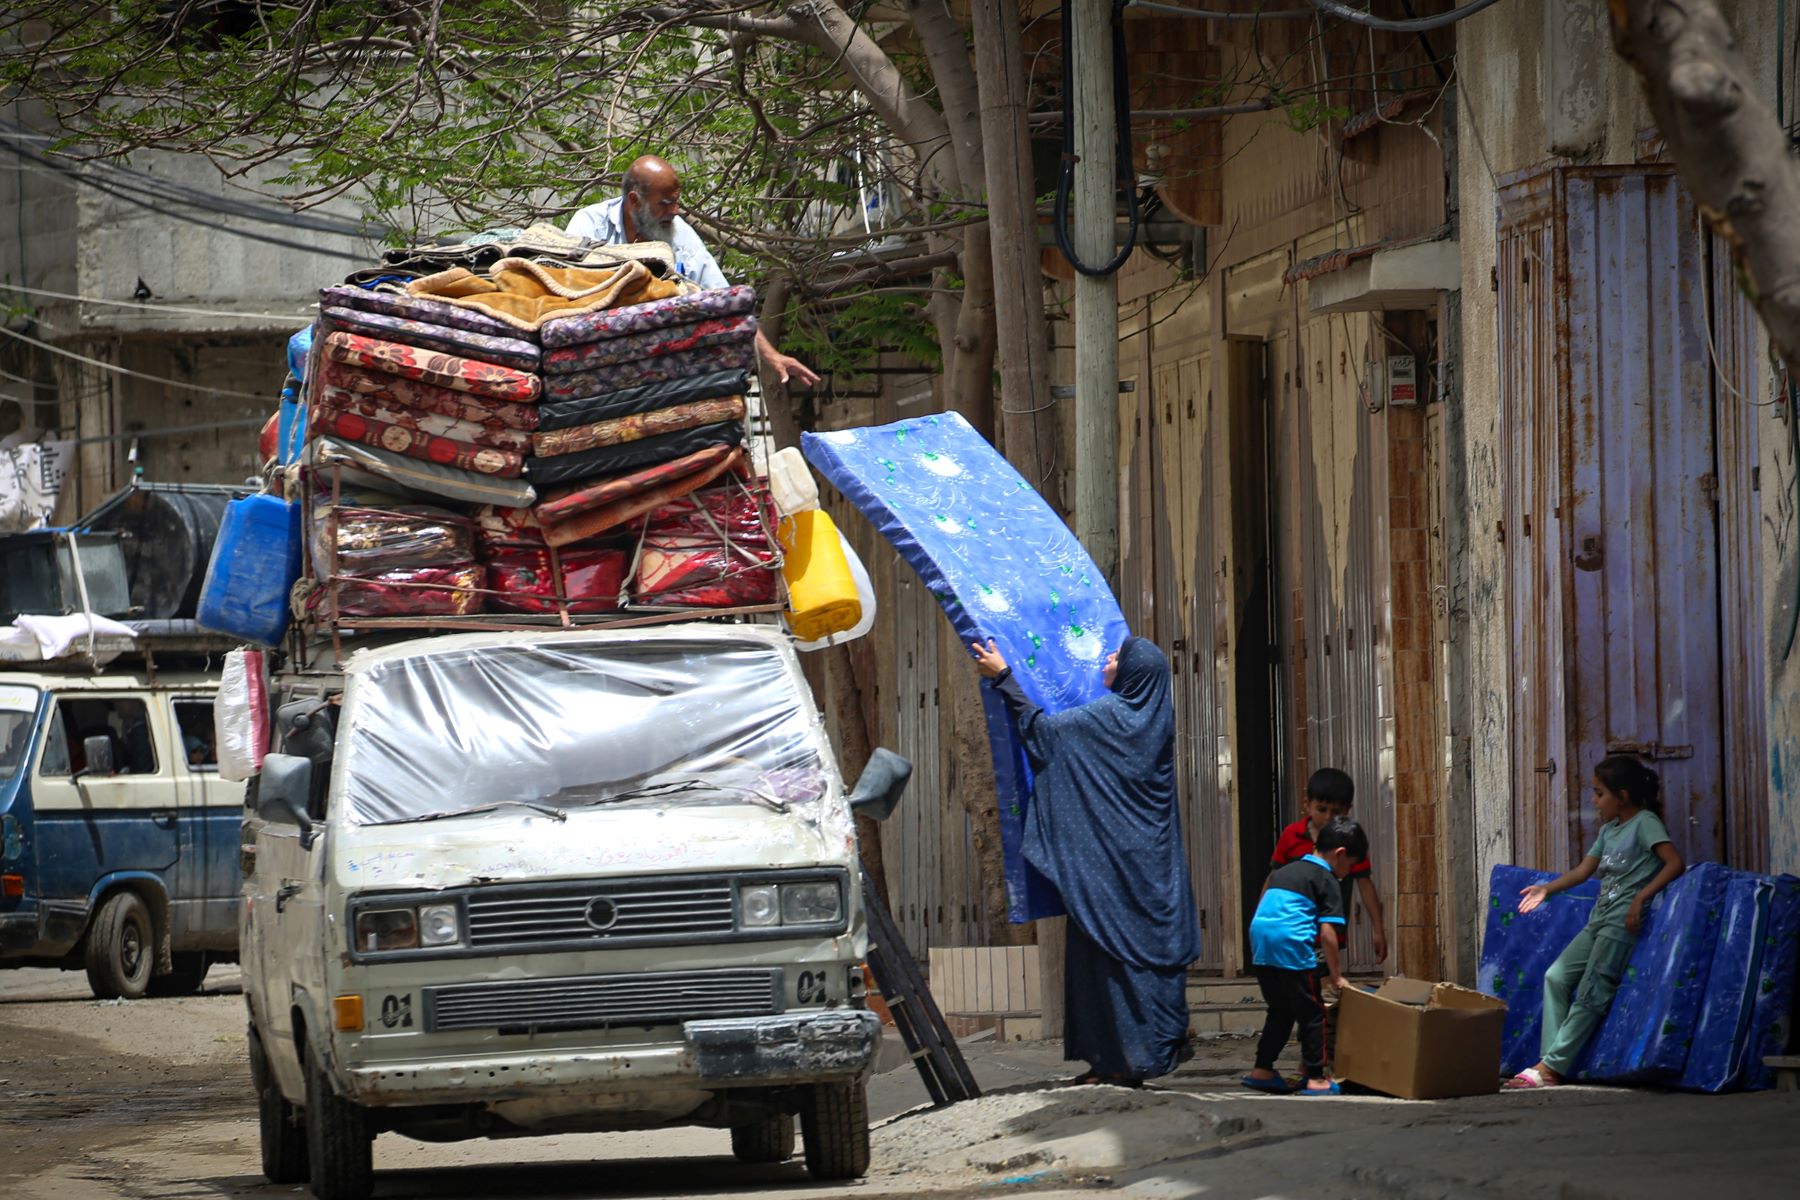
[0,106,383,510]
[1455,0,1799,877]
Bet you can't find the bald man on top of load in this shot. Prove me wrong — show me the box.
[567,155,820,388]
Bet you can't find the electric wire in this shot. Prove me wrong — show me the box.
[2,282,314,324]
[0,324,279,400]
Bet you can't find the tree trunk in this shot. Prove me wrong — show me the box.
[1611,0,1800,379]
[973,0,1063,510]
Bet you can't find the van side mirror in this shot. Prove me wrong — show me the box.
[847,748,911,822]
[257,753,317,849]
[73,734,115,781]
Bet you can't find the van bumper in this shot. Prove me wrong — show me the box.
[343,1009,882,1106]
[0,910,36,956]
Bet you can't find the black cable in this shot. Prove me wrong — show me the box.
[1306,0,1506,33]
[0,118,391,240]
[1052,0,1139,278]
[0,139,373,261]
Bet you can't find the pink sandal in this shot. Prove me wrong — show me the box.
[1504,1066,1558,1089]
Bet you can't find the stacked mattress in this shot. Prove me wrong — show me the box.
[299,263,777,620]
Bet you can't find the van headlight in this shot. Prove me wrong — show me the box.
[737,879,842,929]
[354,903,462,953]
[781,881,842,924]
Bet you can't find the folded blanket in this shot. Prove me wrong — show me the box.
[632,537,778,608]
[536,370,749,432]
[539,285,757,348]
[322,331,541,402]
[542,315,757,374]
[539,448,743,547]
[321,306,541,371]
[313,387,533,455]
[531,396,745,459]
[542,342,757,402]
[319,360,539,431]
[472,504,547,550]
[488,546,627,614]
[523,420,744,487]
[534,444,740,525]
[312,562,485,618]
[406,256,683,331]
[319,285,521,339]
[311,505,475,577]
[309,406,526,478]
[643,483,771,540]
[304,437,537,508]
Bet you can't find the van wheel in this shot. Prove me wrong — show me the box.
[84,891,154,1000]
[799,1081,869,1181]
[252,1033,308,1184]
[148,952,210,997]
[730,1113,796,1163]
[304,1044,372,1200]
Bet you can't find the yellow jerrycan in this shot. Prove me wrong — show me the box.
[778,509,862,642]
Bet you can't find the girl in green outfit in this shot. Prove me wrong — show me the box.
[1505,755,1685,1089]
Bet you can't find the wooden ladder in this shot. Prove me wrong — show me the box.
[861,870,981,1105]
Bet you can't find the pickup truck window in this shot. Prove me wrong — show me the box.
[342,640,828,825]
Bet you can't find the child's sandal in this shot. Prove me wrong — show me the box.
[1504,1067,1557,1089]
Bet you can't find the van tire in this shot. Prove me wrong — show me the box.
[148,952,210,997]
[730,1113,796,1163]
[84,890,154,1000]
[799,1081,869,1181]
[304,1044,372,1200]
[253,1034,308,1184]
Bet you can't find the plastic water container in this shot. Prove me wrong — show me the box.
[197,494,303,646]
[767,446,820,516]
[778,509,860,642]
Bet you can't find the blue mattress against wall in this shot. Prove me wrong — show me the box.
[1481,861,1799,1091]
[1478,865,1598,1077]
[803,413,1129,922]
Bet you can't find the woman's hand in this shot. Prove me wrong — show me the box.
[970,639,1007,679]
[1626,897,1646,934]
[1518,884,1549,915]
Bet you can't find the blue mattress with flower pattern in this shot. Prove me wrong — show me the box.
[1479,861,1799,1090]
[803,412,1128,922]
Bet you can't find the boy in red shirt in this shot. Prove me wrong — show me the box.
[1269,767,1388,964]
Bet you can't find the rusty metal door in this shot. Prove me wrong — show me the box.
[1151,351,1230,972]
[1498,173,1571,871]
[1292,312,1397,970]
[1502,166,1735,869]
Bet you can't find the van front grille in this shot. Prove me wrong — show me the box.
[423,968,781,1033]
[464,878,735,950]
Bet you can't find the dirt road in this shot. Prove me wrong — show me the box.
[8,964,1800,1200]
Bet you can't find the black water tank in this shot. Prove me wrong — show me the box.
[82,484,235,620]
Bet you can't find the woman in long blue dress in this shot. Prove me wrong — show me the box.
[971,635,1201,1084]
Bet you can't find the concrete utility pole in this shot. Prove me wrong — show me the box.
[1040,0,1123,1043]
[1072,0,1120,588]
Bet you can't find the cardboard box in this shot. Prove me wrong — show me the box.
[1335,978,1508,1099]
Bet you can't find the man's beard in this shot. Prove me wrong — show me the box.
[633,210,677,244]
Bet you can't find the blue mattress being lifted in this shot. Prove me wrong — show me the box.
[1479,861,1800,1091]
[804,413,1128,922]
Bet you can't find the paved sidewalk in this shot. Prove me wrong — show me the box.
[866,1030,1800,1199]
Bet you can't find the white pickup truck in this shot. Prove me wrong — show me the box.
[240,624,908,1200]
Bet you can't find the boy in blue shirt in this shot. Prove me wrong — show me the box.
[1242,817,1367,1096]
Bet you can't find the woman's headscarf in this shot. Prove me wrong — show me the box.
[1013,636,1201,969]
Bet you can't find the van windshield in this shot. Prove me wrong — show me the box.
[340,640,829,826]
[0,685,39,782]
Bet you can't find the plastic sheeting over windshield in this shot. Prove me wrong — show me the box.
[338,638,834,827]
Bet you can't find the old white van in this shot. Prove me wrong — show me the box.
[240,624,907,1200]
